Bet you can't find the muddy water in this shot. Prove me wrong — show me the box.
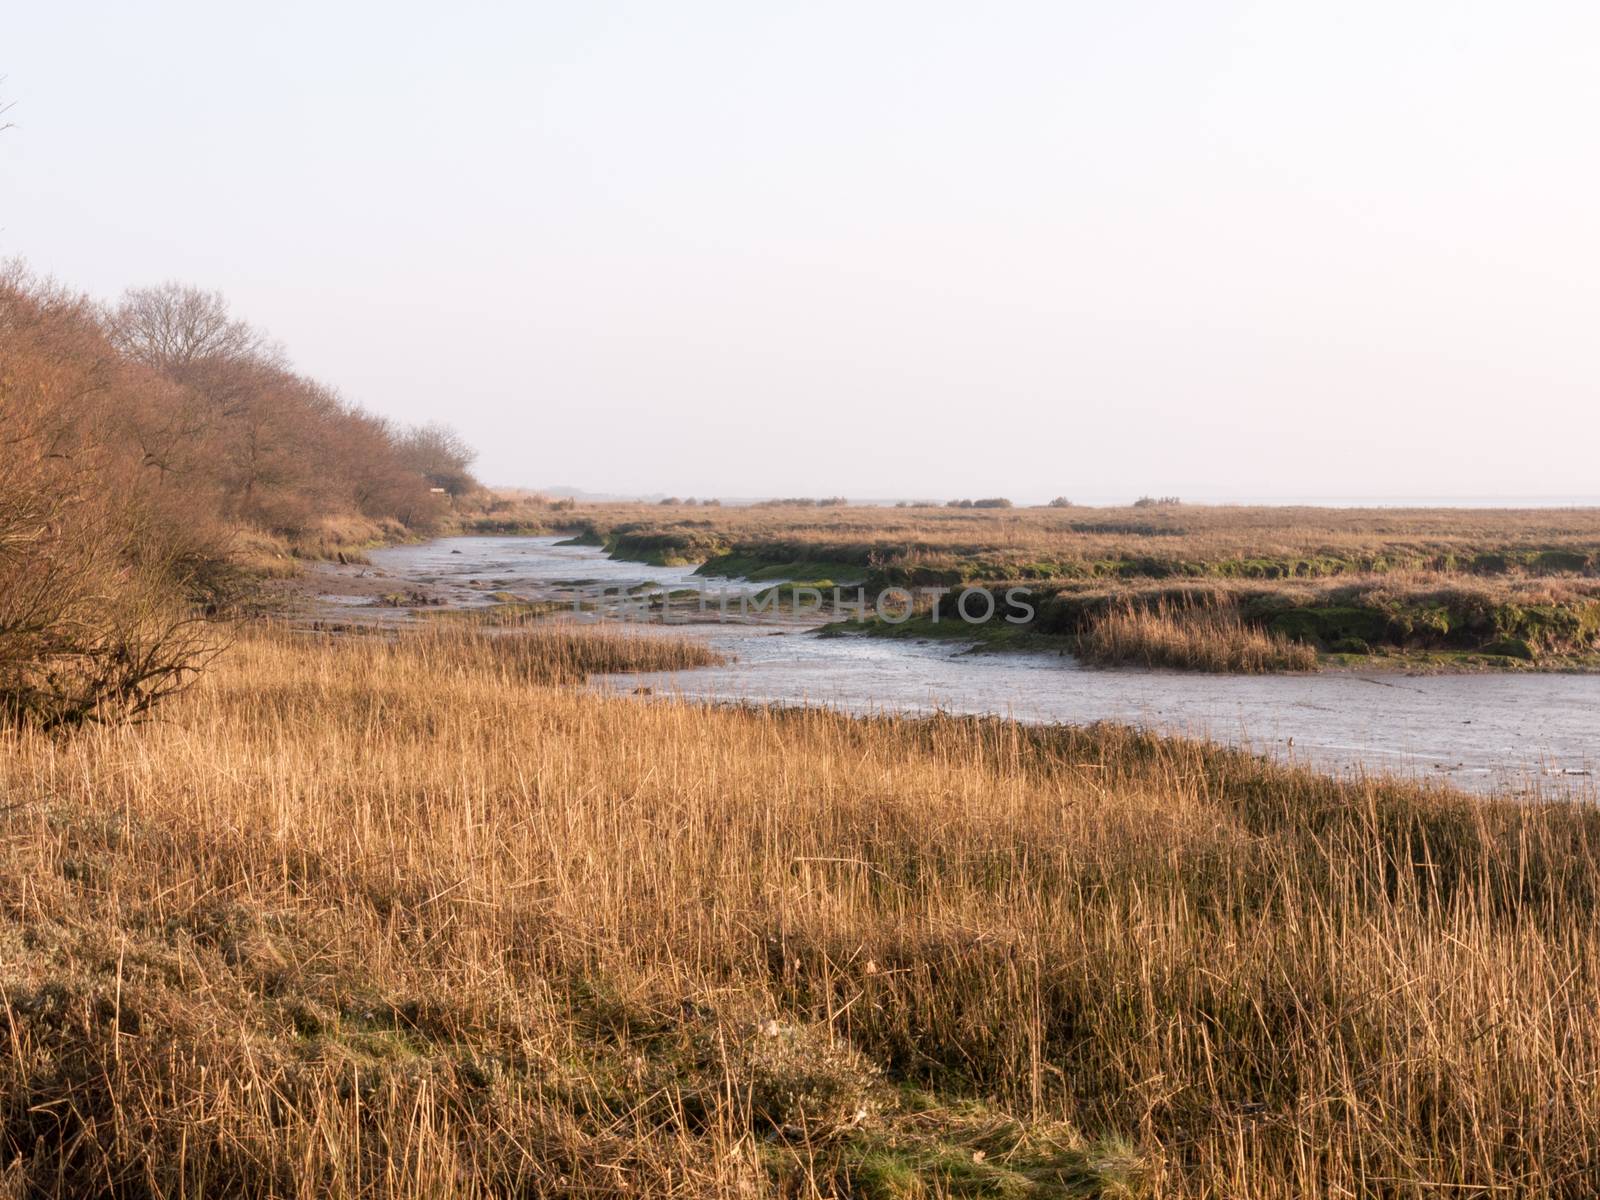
[354,537,1600,797]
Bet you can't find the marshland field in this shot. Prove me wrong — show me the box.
[6,618,1600,1198]
[20,1,1600,1191]
[506,500,1600,671]
[12,435,1600,1194]
[8,192,1600,1198]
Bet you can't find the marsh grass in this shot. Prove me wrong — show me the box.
[0,629,1598,1195]
[320,619,724,685]
[1079,598,1319,672]
[563,501,1600,586]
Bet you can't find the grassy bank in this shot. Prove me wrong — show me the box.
[940,576,1600,669]
[820,576,1600,671]
[555,503,1600,588]
[2,627,1599,1195]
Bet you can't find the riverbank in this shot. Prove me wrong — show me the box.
[535,505,1600,672]
[265,502,1600,671]
[264,536,1600,792]
[829,608,1600,677]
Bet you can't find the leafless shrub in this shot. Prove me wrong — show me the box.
[0,455,223,729]
[0,269,230,728]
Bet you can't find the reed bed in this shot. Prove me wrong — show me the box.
[1079,599,1320,672]
[0,628,1597,1196]
[312,620,724,685]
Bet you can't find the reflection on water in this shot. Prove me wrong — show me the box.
[362,537,1600,797]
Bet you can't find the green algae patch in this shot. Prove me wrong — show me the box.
[699,553,867,586]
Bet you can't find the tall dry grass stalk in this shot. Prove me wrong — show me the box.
[0,627,1597,1196]
[354,620,724,684]
[1080,598,1319,672]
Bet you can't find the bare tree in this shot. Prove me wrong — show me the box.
[111,283,276,372]
[396,422,479,496]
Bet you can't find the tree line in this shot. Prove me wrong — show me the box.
[0,264,479,727]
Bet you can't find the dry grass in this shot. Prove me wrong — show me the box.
[1078,600,1321,672]
[354,621,724,683]
[1037,569,1600,611]
[1,628,1598,1196]
[563,501,1600,581]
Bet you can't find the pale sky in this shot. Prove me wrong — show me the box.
[4,2,1598,502]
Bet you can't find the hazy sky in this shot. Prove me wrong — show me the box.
[5,2,1598,501]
